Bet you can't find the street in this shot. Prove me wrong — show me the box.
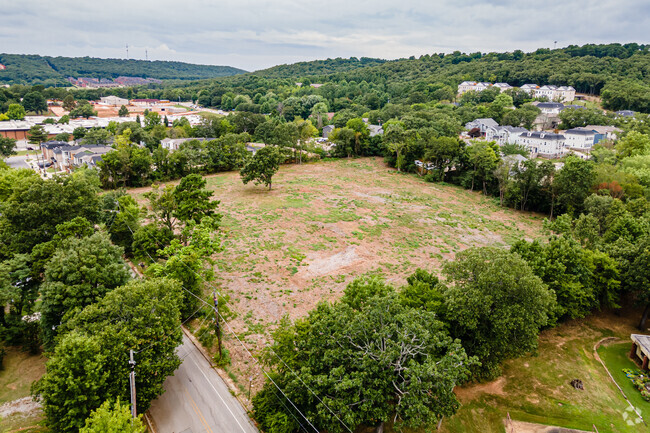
[148,333,259,433]
[4,154,29,169]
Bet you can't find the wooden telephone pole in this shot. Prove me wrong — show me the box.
[213,292,222,359]
[129,349,137,418]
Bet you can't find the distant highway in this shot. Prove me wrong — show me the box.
[148,333,258,433]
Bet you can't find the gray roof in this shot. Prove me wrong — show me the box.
[537,102,565,109]
[501,126,528,133]
[565,128,595,136]
[474,118,498,127]
[632,334,650,356]
[41,141,68,149]
[616,110,635,116]
[521,131,565,140]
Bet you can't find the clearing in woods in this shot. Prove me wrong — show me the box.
[131,157,648,432]
[131,157,545,398]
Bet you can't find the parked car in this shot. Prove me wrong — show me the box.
[38,161,52,168]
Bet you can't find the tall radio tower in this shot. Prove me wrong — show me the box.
[145,49,148,61]
[126,44,129,59]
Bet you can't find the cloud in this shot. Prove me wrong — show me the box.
[1,0,649,71]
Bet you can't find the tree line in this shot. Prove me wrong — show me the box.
[0,163,222,432]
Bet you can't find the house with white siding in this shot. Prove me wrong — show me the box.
[564,128,596,150]
[516,131,566,158]
[465,118,499,135]
[486,125,528,145]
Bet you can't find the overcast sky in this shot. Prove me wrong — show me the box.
[3,0,649,72]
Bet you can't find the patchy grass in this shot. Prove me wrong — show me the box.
[0,347,47,432]
[128,157,546,403]
[439,309,649,433]
[0,347,46,404]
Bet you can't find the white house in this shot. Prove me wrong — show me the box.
[564,128,596,150]
[486,125,528,145]
[533,85,575,102]
[520,84,539,95]
[458,81,478,94]
[465,118,499,135]
[516,131,566,158]
[535,102,565,115]
[492,83,513,92]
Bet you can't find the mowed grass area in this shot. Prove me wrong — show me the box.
[131,157,545,399]
[438,310,649,433]
[0,347,47,432]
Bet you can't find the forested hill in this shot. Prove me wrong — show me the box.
[167,43,650,113]
[250,57,387,79]
[0,53,247,85]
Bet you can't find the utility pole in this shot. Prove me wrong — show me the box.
[129,349,137,418]
[213,292,222,359]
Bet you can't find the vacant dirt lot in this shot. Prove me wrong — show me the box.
[132,157,545,396]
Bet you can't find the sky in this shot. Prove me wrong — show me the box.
[3,0,650,72]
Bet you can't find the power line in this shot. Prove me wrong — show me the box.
[113,199,347,433]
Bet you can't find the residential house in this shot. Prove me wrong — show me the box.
[586,125,621,143]
[564,128,596,150]
[630,334,650,370]
[485,125,527,145]
[464,118,498,136]
[492,83,513,92]
[535,102,565,115]
[368,125,384,137]
[534,85,575,102]
[160,137,212,152]
[516,131,566,158]
[41,141,68,161]
[457,81,493,94]
[322,125,335,138]
[520,84,539,95]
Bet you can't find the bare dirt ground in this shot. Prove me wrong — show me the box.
[131,157,545,397]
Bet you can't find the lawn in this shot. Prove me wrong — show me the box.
[598,342,648,423]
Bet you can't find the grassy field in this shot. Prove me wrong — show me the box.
[0,347,47,432]
[132,157,545,400]
[131,157,649,432]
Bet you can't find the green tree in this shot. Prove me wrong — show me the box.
[0,137,17,157]
[466,141,498,194]
[80,399,146,433]
[240,146,283,190]
[21,91,48,114]
[554,156,595,215]
[70,102,97,119]
[616,131,650,158]
[441,247,555,378]
[27,125,48,146]
[38,278,182,432]
[118,105,129,117]
[62,95,76,112]
[0,175,100,256]
[173,173,220,225]
[40,232,131,346]
[384,122,409,172]
[254,281,475,433]
[37,332,109,433]
[6,103,26,120]
[423,137,463,181]
[73,126,87,140]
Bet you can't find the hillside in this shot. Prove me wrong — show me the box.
[250,56,387,79]
[0,53,247,85]
[154,43,650,113]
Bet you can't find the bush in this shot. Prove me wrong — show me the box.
[213,347,231,367]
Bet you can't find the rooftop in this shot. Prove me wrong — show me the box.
[632,334,650,356]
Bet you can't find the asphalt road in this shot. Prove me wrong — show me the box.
[4,155,29,169]
[148,333,259,433]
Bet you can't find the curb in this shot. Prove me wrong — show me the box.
[180,326,253,412]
